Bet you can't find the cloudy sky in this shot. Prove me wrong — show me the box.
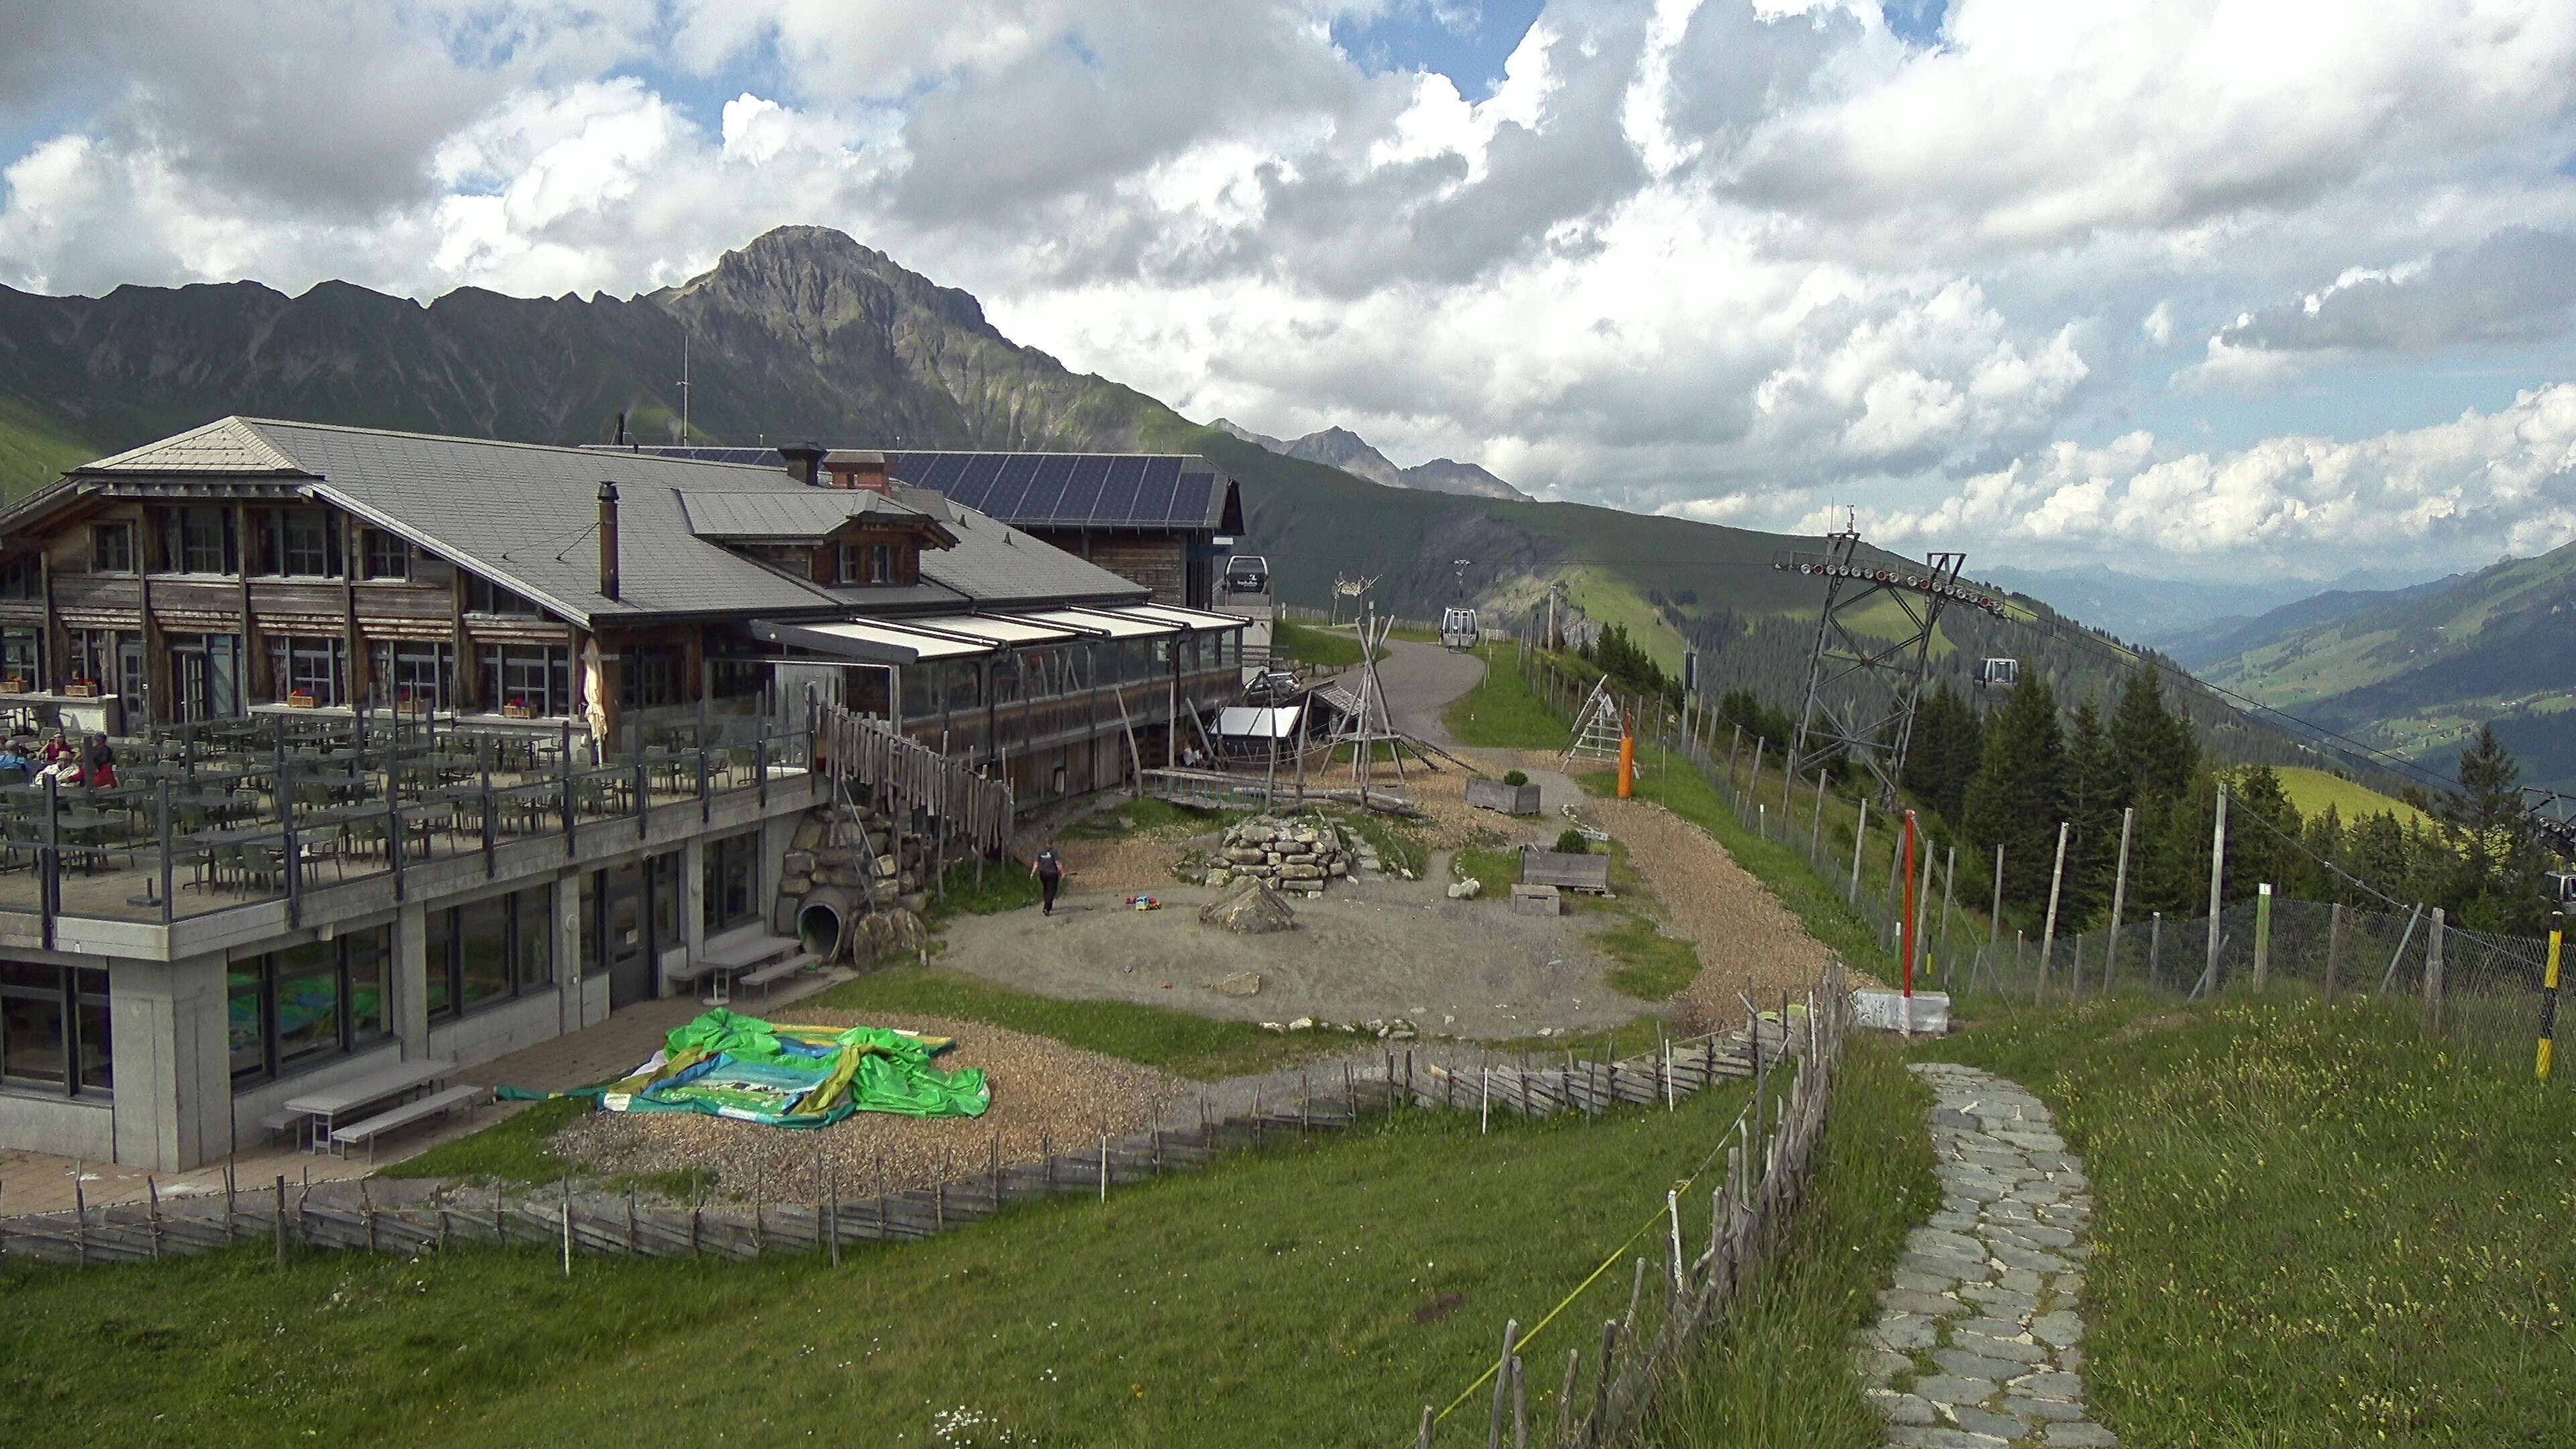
[5,1,2576,584]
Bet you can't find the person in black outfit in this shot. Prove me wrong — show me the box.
[1031,843,1066,916]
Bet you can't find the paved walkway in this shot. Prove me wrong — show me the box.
[1858,1063,2113,1449]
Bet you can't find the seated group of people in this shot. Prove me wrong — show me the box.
[0,730,117,788]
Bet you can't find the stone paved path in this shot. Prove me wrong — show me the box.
[1856,1063,2114,1448]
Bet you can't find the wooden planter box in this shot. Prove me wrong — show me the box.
[500,705,536,720]
[0,678,25,696]
[62,683,99,698]
[394,700,429,717]
[1466,778,1542,816]
[286,693,318,710]
[1519,847,1611,894]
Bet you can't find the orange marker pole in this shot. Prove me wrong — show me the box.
[1616,714,1635,799]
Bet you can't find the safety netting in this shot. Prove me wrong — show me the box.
[505,1010,989,1126]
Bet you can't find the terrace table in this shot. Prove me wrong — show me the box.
[282,1057,457,1152]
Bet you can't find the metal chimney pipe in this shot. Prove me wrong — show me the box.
[597,480,621,601]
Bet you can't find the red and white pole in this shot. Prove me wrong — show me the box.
[1900,809,1919,1034]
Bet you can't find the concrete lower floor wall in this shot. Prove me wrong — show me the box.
[3,790,811,1172]
[0,1089,114,1162]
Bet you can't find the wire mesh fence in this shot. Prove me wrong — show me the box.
[1507,649,2570,1089]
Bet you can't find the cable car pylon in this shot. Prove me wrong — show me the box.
[1774,526,1999,811]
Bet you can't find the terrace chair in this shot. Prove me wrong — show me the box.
[300,823,349,882]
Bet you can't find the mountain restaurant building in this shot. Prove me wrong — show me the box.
[0,418,1242,1171]
[616,444,1246,610]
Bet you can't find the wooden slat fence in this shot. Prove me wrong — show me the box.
[0,969,1843,1273]
[816,703,1015,853]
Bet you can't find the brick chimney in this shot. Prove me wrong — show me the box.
[777,440,826,487]
[823,449,892,494]
[597,480,620,600]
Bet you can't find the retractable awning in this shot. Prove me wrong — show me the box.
[749,618,994,665]
[1044,606,1181,638]
[916,614,1080,647]
[1114,602,1248,631]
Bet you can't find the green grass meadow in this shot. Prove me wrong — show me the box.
[3,1083,1771,1449]
[1442,643,1566,750]
[1916,997,2576,1448]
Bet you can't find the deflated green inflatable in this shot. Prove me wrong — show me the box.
[505,1009,988,1126]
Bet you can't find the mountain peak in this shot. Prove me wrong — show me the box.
[1216,418,1531,501]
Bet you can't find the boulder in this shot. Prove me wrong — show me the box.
[1208,971,1263,998]
[783,851,815,876]
[1279,863,1324,881]
[1226,847,1267,865]
[1199,879,1297,934]
[1205,869,1232,888]
[1447,877,1482,900]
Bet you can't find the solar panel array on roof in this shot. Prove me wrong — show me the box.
[592,445,1231,531]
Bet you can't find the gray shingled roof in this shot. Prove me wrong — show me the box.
[677,488,930,543]
[18,418,1146,628]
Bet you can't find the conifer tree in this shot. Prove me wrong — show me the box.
[1961,673,2065,918]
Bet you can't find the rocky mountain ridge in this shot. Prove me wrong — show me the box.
[1212,418,1530,500]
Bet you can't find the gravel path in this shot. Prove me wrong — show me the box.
[1859,1064,2113,1449]
[545,1010,1184,1204]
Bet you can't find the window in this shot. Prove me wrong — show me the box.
[990,652,1020,705]
[710,658,769,700]
[259,507,339,578]
[226,927,390,1085]
[361,529,410,581]
[898,663,939,720]
[426,885,553,1022]
[466,576,545,616]
[478,644,573,716]
[1,627,38,686]
[833,541,908,585]
[68,629,131,695]
[160,505,235,574]
[622,644,684,709]
[267,636,345,705]
[703,831,762,934]
[2,963,110,1096]
[368,641,453,710]
[90,524,133,574]
[944,657,983,713]
[0,553,39,599]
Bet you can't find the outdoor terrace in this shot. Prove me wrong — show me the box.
[0,710,817,953]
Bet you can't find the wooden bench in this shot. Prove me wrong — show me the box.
[327,1085,485,1164]
[740,951,821,1002]
[257,1109,301,1147]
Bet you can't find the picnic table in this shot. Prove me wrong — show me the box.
[282,1056,456,1150]
[672,930,798,1006]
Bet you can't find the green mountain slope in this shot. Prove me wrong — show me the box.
[2202,539,2576,786]
[0,221,2344,776]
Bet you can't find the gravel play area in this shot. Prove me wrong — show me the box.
[544,1010,1184,1204]
[936,876,1638,1038]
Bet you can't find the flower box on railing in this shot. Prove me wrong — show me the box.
[0,677,25,696]
[500,704,536,720]
[286,692,318,710]
[394,698,429,717]
[61,681,99,698]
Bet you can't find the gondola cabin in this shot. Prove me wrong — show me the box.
[1440,606,1480,650]
[1974,658,2020,690]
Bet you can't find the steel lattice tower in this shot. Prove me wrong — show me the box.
[1778,530,1980,810]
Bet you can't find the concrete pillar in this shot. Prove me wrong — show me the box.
[107,957,231,1171]
[682,835,708,963]
[394,898,429,1061]
[555,873,585,1036]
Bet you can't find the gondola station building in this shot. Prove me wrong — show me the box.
[0,418,1244,1171]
